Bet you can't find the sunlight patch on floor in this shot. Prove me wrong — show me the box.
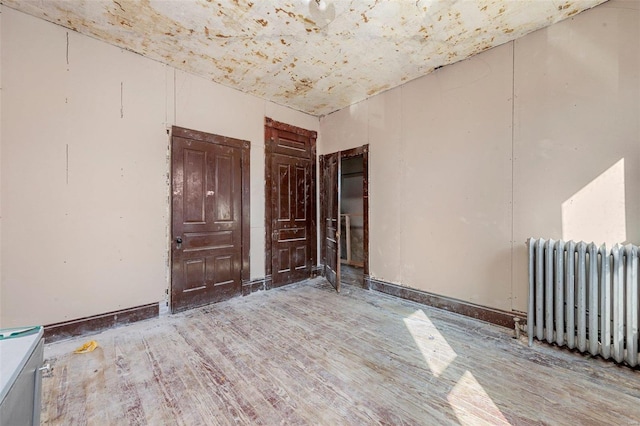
[403,309,457,377]
[447,370,511,425]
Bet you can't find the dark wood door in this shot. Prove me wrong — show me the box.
[321,152,341,292]
[270,154,313,285]
[171,127,249,313]
[265,118,317,288]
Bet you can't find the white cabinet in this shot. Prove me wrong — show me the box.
[0,327,45,426]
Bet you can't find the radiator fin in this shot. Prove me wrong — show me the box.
[528,238,640,367]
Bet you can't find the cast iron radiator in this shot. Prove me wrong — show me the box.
[527,238,639,366]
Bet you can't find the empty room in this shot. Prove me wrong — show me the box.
[1,0,639,424]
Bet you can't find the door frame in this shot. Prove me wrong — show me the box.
[320,145,369,285]
[170,126,251,312]
[264,117,317,289]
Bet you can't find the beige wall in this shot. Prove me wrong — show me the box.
[320,0,640,313]
[2,1,637,327]
[511,0,640,310]
[0,7,318,327]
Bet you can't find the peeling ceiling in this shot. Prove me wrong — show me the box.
[2,0,607,116]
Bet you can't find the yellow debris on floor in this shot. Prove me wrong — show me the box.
[73,340,98,354]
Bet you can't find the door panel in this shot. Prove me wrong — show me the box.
[322,152,341,292]
[171,131,245,312]
[265,118,317,288]
[271,153,313,286]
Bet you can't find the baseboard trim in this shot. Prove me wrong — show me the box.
[312,264,323,276]
[366,276,525,329]
[264,266,321,291]
[263,275,274,290]
[242,278,266,295]
[44,303,159,343]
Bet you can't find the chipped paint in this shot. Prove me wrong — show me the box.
[2,0,606,116]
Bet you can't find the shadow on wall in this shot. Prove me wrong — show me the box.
[561,158,627,245]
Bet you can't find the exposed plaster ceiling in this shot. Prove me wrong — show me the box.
[2,0,607,116]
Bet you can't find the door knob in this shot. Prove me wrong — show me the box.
[176,237,183,244]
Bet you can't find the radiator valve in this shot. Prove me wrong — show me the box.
[513,317,523,339]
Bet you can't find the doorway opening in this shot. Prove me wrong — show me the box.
[340,155,365,287]
[320,145,369,291]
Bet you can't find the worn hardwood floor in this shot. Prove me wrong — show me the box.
[340,264,364,287]
[42,278,640,425]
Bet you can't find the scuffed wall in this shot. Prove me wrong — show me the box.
[1,8,167,328]
[510,0,640,310]
[320,0,640,313]
[1,0,636,327]
[0,7,318,327]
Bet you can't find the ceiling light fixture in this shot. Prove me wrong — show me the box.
[315,0,327,11]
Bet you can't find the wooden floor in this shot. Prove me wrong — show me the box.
[42,278,640,425]
[340,264,364,287]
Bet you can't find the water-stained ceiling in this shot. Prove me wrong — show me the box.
[2,0,607,116]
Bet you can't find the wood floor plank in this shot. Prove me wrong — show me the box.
[41,278,640,425]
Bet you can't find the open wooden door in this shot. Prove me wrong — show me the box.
[321,152,341,292]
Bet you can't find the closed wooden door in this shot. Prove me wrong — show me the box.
[171,127,250,313]
[271,153,313,285]
[321,152,341,292]
[265,118,317,288]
